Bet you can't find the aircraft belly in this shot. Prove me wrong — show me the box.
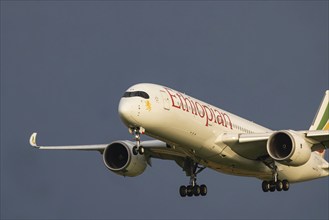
[277,153,328,183]
[203,146,271,177]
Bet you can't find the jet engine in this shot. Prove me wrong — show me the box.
[103,141,147,177]
[266,130,312,166]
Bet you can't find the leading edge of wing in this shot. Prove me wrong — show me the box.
[29,132,108,151]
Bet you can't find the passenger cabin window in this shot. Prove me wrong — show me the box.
[123,91,150,99]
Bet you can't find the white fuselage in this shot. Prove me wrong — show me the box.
[118,83,328,183]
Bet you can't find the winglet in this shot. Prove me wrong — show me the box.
[29,132,39,148]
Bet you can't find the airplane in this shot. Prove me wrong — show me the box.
[30,83,329,197]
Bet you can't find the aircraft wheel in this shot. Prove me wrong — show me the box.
[276,180,283,191]
[138,146,144,155]
[200,184,207,196]
[132,146,138,155]
[269,181,276,192]
[262,181,270,192]
[193,185,201,196]
[282,180,290,191]
[187,185,194,197]
[179,185,187,197]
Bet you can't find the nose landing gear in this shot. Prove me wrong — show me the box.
[129,127,145,155]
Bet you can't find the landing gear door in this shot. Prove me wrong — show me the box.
[160,90,170,110]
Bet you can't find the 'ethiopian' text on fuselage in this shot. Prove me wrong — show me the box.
[164,88,233,129]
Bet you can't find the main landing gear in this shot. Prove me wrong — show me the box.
[179,158,207,197]
[261,163,290,192]
[262,179,290,192]
[130,127,145,155]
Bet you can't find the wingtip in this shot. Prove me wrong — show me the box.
[29,132,39,148]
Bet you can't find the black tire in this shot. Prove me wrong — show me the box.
[193,185,201,196]
[269,181,276,192]
[132,146,138,155]
[262,181,270,192]
[282,180,290,191]
[276,180,283,191]
[187,185,194,197]
[179,185,187,197]
[200,184,207,196]
[138,146,144,155]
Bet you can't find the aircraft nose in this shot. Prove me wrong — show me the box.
[118,98,130,119]
[118,98,136,126]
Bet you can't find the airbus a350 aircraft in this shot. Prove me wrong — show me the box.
[30,83,329,197]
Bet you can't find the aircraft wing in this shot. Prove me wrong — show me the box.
[29,133,108,152]
[221,130,329,160]
[29,132,186,161]
[303,130,329,152]
[305,130,329,143]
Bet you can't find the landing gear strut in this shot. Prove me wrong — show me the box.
[179,158,207,197]
[261,162,290,192]
[130,127,144,155]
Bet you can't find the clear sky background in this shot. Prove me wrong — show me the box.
[1,1,328,219]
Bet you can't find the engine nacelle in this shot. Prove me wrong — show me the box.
[266,130,312,166]
[103,141,147,177]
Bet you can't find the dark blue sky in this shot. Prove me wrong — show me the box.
[1,1,328,219]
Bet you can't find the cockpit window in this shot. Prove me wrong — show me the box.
[123,91,150,99]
